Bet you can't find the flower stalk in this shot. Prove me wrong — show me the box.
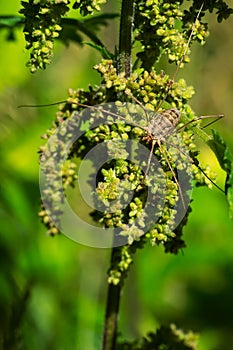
[102,2,135,349]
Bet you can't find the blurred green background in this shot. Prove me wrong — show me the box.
[0,1,233,350]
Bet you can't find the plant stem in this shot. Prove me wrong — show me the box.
[102,2,134,349]
[102,247,122,350]
[118,0,134,77]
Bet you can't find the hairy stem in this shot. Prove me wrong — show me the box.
[102,248,122,350]
[118,0,134,77]
[102,2,135,349]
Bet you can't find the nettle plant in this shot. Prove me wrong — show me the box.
[4,0,233,349]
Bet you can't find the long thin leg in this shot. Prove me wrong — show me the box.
[71,100,147,130]
[19,99,145,130]
[125,89,150,123]
[158,141,186,210]
[165,140,225,193]
[177,114,224,132]
[143,140,186,209]
[156,3,204,112]
[144,140,156,180]
[200,114,224,129]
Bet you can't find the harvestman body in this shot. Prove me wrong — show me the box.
[145,109,180,141]
[142,108,181,181]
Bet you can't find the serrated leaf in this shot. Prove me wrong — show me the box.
[208,129,233,218]
[83,41,113,59]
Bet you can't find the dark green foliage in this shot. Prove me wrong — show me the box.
[2,1,232,71]
[183,0,233,22]
[116,324,198,350]
[0,15,24,41]
[35,2,233,288]
[2,1,233,349]
[0,211,33,349]
[60,14,118,48]
[3,284,31,350]
[203,0,233,22]
[83,42,113,59]
[0,11,118,65]
[208,130,233,218]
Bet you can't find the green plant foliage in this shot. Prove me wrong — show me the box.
[208,129,233,218]
[3,1,233,348]
[16,0,233,72]
[3,283,31,349]
[60,14,118,47]
[0,11,118,68]
[17,0,115,71]
[116,324,198,350]
[38,58,222,286]
[36,3,233,290]
[83,41,113,59]
[0,15,24,40]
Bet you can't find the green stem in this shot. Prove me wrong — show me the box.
[118,0,134,77]
[102,248,122,350]
[102,2,134,349]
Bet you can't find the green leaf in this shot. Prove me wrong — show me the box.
[60,13,118,47]
[84,13,119,30]
[60,18,104,46]
[208,129,233,218]
[116,324,199,350]
[83,41,113,59]
[0,15,24,29]
[0,16,24,41]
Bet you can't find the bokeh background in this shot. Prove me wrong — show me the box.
[0,1,233,349]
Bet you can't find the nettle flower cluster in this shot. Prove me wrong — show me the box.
[134,0,208,69]
[20,0,70,72]
[73,0,107,16]
[39,60,216,268]
[20,0,107,72]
